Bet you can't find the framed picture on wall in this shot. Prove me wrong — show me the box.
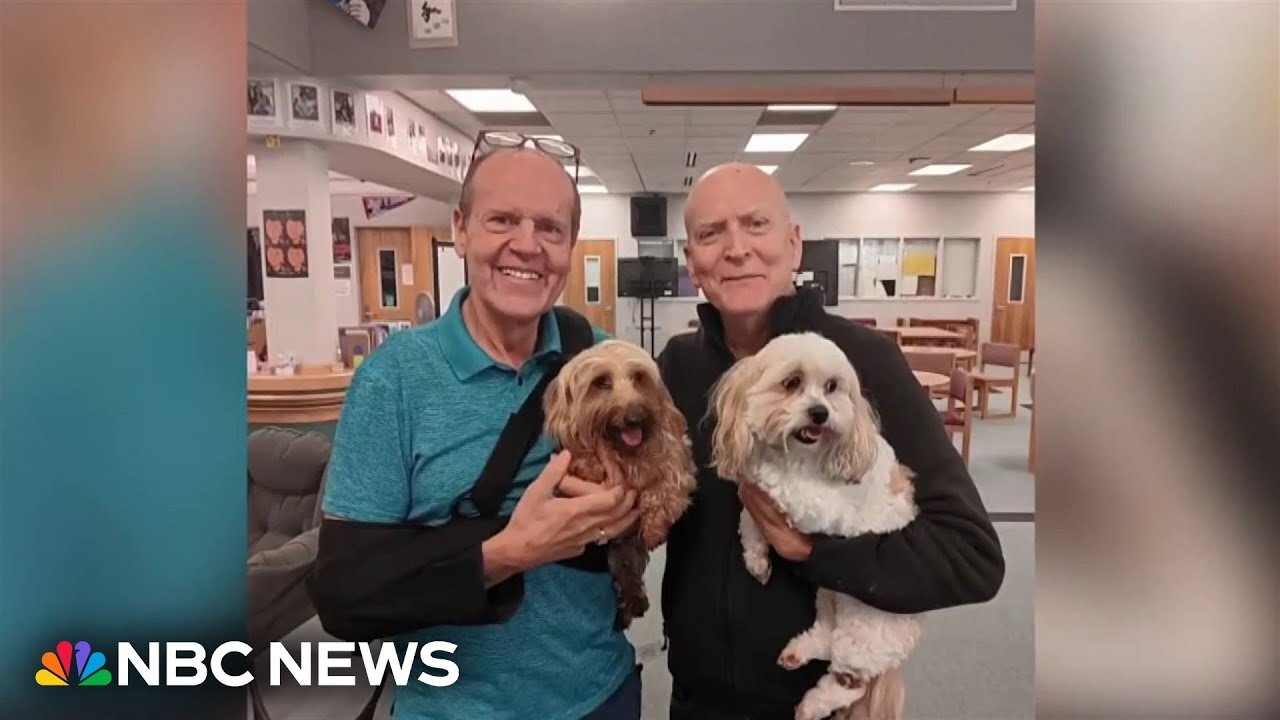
[289,82,322,129]
[262,210,309,278]
[247,78,281,128]
[366,94,384,137]
[331,89,360,138]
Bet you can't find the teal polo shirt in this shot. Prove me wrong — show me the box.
[323,288,633,720]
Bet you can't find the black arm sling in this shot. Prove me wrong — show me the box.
[309,307,606,646]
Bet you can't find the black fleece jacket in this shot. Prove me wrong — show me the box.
[658,290,1004,716]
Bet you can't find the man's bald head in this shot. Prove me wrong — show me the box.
[685,162,792,231]
[681,162,802,320]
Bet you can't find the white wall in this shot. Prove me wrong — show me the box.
[248,193,452,327]
[250,190,1033,347]
[580,192,1035,349]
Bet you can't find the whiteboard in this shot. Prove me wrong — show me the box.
[435,242,467,310]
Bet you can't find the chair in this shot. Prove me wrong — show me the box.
[940,368,974,463]
[1028,368,1037,472]
[905,349,956,400]
[247,427,329,720]
[972,342,1022,419]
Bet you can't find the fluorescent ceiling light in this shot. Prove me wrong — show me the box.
[848,160,875,166]
[969,133,1035,152]
[869,183,916,192]
[755,165,778,175]
[909,163,972,176]
[744,132,809,153]
[445,89,536,113]
[577,185,608,194]
[1019,185,1035,192]
[565,164,596,178]
[767,104,836,112]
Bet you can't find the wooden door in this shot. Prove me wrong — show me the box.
[991,236,1036,350]
[563,238,617,334]
[358,227,411,322]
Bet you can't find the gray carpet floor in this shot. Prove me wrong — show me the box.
[258,372,1035,719]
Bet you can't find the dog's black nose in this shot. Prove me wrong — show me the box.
[624,409,646,426]
[806,405,829,425]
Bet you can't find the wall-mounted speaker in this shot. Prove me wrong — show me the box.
[630,195,667,237]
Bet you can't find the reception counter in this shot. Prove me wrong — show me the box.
[248,367,353,424]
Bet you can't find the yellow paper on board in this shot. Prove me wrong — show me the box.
[902,253,936,276]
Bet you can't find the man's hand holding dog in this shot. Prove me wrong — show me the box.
[738,483,813,563]
[483,451,639,585]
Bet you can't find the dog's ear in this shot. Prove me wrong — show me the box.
[543,369,575,449]
[827,391,879,482]
[708,355,763,481]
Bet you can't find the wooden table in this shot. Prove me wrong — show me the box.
[883,326,965,344]
[248,368,353,424]
[903,345,977,370]
[913,371,950,389]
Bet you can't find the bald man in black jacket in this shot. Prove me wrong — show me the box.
[660,164,1004,719]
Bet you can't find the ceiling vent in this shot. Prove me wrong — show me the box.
[685,152,698,168]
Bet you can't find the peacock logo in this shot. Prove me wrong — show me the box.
[36,641,112,686]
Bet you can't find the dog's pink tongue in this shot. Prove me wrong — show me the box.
[621,427,644,447]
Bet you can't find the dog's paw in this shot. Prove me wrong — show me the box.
[744,554,772,585]
[778,649,804,671]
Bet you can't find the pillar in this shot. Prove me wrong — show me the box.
[253,139,338,365]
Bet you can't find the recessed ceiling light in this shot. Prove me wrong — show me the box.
[565,165,596,178]
[1019,185,1035,192]
[445,89,536,113]
[744,133,809,153]
[766,104,837,112]
[578,185,608,194]
[870,183,916,192]
[908,163,973,176]
[755,165,778,175]
[969,133,1035,152]
[848,160,875,166]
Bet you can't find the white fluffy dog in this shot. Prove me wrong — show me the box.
[710,332,922,720]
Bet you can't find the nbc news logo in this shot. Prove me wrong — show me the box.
[36,639,460,688]
[36,641,112,686]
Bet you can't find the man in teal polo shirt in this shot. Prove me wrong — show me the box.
[317,136,640,719]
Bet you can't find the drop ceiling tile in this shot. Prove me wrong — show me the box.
[683,137,750,153]
[527,91,612,113]
[624,137,687,153]
[689,107,764,125]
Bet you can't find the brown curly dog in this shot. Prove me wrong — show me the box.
[544,339,696,627]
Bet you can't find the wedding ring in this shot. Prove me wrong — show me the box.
[596,528,607,545]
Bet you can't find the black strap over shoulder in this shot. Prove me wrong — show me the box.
[466,306,595,518]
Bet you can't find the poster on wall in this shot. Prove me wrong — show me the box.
[332,90,358,137]
[247,79,280,127]
[327,0,389,29]
[362,195,414,219]
[332,217,352,263]
[366,95,384,137]
[408,0,458,48]
[262,210,309,278]
[334,265,352,279]
[289,83,322,126]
